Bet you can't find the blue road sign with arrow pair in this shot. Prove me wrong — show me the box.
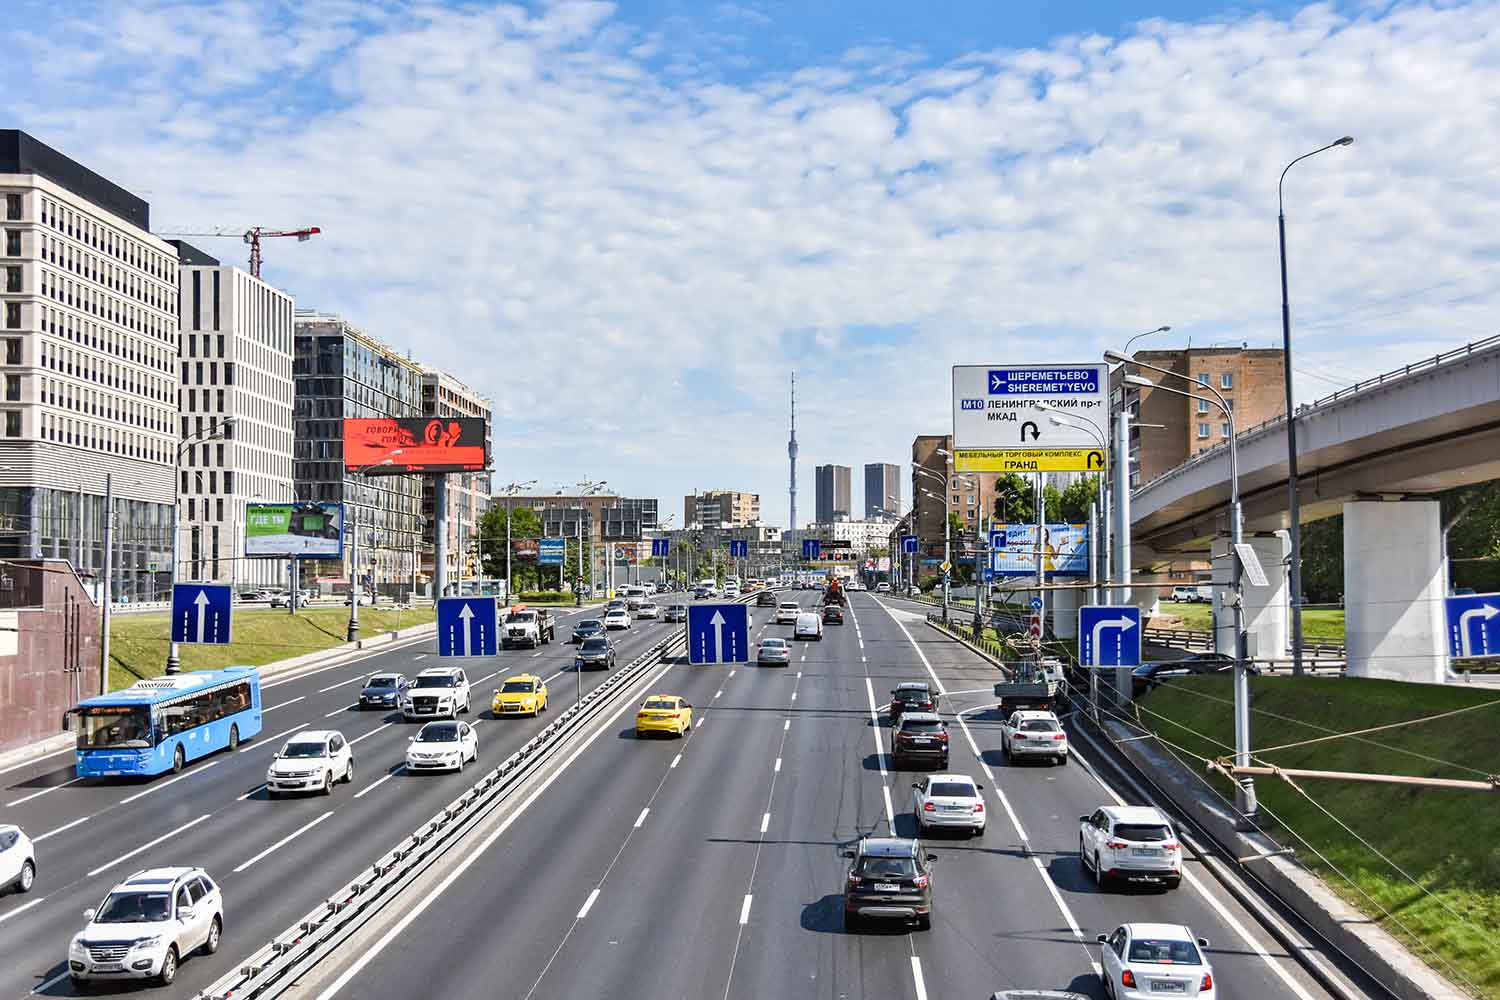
[437,596,499,657]
[729,539,748,559]
[687,602,749,665]
[1445,592,1500,659]
[802,538,821,559]
[171,583,233,645]
[651,538,670,557]
[1078,605,1141,667]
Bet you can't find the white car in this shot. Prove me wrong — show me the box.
[69,867,223,986]
[0,825,35,895]
[1098,922,1215,1000]
[794,611,823,640]
[636,602,661,620]
[406,720,478,772]
[875,582,891,593]
[266,729,354,797]
[911,773,986,837]
[604,608,633,629]
[402,667,471,720]
[775,601,801,624]
[1079,805,1182,890]
[724,585,741,598]
[1000,710,1069,765]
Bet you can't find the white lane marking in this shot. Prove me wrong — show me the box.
[119,759,220,805]
[715,689,724,699]
[5,775,84,807]
[783,719,790,731]
[634,807,650,828]
[236,783,267,802]
[1032,856,1085,940]
[790,691,797,701]
[33,815,90,843]
[796,670,802,679]
[325,704,356,717]
[256,721,311,748]
[696,717,705,728]
[774,757,782,772]
[318,675,367,693]
[87,814,212,877]
[911,956,929,1000]
[353,768,402,799]
[29,969,69,995]
[728,669,736,678]
[670,754,682,768]
[233,810,334,873]
[0,896,45,925]
[532,651,544,657]
[577,888,601,919]
[861,655,867,663]
[863,677,888,777]
[0,744,74,777]
[413,653,428,660]
[760,812,770,833]
[882,785,895,829]
[265,695,306,712]
[349,722,395,746]
[475,670,501,685]
[738,894,753,925]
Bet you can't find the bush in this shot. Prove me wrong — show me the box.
[517,591,568,602]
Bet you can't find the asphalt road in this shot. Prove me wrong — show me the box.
[0,599,679,998]
[296,590,1347,1000]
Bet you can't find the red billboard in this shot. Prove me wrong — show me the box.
[343,418,489,475]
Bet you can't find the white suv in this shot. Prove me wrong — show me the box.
[403,668,471,720]
[1079,805,1182,890]
[69,867,223,986]
[1000,710,1069,765]
[0,824,35,895]
[775,601,801,624]
[266,729,354,797]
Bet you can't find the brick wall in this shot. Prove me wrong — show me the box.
[0,560,101,756]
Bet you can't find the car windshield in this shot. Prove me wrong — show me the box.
[901,720,945,734]
[895,690,929,702]
[857,857,918,878]
[643,699,677,710]
[1127,938,1201,965]
[929,782,975,798]
[505,612,537,623]
[414,675,458,688]
[417,723,460,742]
[96,891,172,923]
[1018,719,1059,732]
[281,741,328,758]
[582,638,609,651]
[74,706,153,750]
[365,675,399,689]
[501,680,535,693]
[1115,823,1173,842]
[577,620,602,629]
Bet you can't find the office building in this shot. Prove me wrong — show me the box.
[814,464,851,523]
[420,368,492,591]
[684,490,760,530]
[293,310,424,596]
[864,462,900,520]
[0,130,179,600]
[911,434,1003,571]
[510,494,659,549]
[789,519,890,557]
[172,241,294,589]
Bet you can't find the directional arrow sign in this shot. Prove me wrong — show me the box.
[687,602,749,665]
[438,596,498,657]
[1078,604,1142,667]
[1445,594,1500,659]
[171,583,233,646]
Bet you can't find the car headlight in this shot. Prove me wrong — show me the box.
[131,935,165,950]
[69,937,85,955]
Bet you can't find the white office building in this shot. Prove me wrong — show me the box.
[173,242,295,589]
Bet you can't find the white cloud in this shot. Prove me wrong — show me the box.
[5,1,1500,524]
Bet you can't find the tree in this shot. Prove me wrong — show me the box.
[991,474,1033,522]
[478,504,542,588]
[1056,477,1101,524]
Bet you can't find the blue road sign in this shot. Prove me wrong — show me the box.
[1445,593,1500,659]
[437,596,499,657]
[1030,596,1043,611]
[171,583,233,645]
[687,602,749,665]
[1078,605,1142,667]
[538,537,566,565]
[802,538,821,559]
[901,535,918,554]
[651,538,670,558]
[729,539,749,559]
[982,568,995,583]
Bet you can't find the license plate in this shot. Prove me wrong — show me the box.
[911,738,932,744]
[940,805,965,812]
[1151,981,1184,992]
[873,883,900,892]
[1133,848,1162,856]
[94,963,123,971]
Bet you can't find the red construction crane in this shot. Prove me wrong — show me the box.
[155,225,321,278]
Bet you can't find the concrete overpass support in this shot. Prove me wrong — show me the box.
[1052,586,1080,640]
[1212,533,1289,663]
[1344,500,1446,683]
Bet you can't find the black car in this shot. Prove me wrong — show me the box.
[575,636,616,671]
[756,591,777,607]
[572,619,605,644]
[1130,653,1254,697]
[843,837,936,931]
[822,605,845,625]
[889,681,937,720]
[891,713,948,769]
[358,672,410,710]
[662,604,688,623]
[693,587,711,600]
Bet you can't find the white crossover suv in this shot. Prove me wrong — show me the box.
[402,668,471,720]
[1079,805,1182,890]
[266,729,354,797]
[69,867,223,986]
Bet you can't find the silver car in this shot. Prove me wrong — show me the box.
[757,637,791,666]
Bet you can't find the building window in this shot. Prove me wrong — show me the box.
[1222,422,1231,437]
[4,374,17,401]
[4,266,18,293]
[1221,372,1233,389]
[192,271,201,330]
[1196,397,1208,413]
[1197,422,1209,438]
[4,303,17,329]
[4,195,20,221]
[3,411,18,437]
[1196,372,1209,386]
[5,339,19,365]
[4,230,18,255]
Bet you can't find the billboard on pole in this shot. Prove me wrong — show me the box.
[989,524,1090,577]
[952,365,1107,473]
[344,417,490,475]
[245,502,344,558]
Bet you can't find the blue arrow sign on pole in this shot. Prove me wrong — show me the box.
[437,596,499,657]
[729,539,748,559]
[1445,593,1500,659]
[687,602,749,664]
[901,535,918,554]
[171,583,233,645]
[802,538,821,559]
[1078,605,1142,667]
[652,538,670,558]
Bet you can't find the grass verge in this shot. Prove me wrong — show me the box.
[1152,601,1347,641]
[109,606,437,692]
[1135,675,1500,997]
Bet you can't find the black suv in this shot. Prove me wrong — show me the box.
[756,591,777,607]
[822,605,844,624]
[571,619,605,644]
[891,712,949,769]
[575,636,616,671]
[842,837,937,930]
[890,681,937,721]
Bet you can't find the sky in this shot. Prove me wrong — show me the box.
[5,0,1499,527]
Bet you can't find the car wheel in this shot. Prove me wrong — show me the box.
[456,753,464,773]
[1094,853,1107,888]
[345,759,355,784]
[157,946,178,986]
[322,771,334,795]
[228,725,240,751]
[972,824,985,838]
[172,745,185,774]
[203,915,222,954]
[268,788,280,800]
[17,859,35,893]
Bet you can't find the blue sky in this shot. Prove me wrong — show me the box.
[5,0,1499,526]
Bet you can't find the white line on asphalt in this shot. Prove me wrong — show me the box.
[760,812,770,833]
[796,671,802,678]
[5,775,83,807]
[0,896,45,925]
[475,670,501,685]
[119,760,220,805]
[234,810,335,873]
[1032,856,1085,940]
[728,669,736,678]
[413,653,428,659]
[33,815,90,843]
[863,677,888,777]
[29,969,68,995]
[88,814,212,877]
[236,783,267,802]
[264,696,306,712]
[577,888,601,919]
[715,689,723,698]
[670,754,682,769]
[790,691,797,701]
[783,719,790,731]
[739,894,753,925]
[254,721,310,749]
[325,704,356,717]
[774,757,781,772]
[318,675,367,693]
[696,717,705,728]
[910,956,929,1000]
[882,785,895,829]
[531,651,543,657]
[0,744,73,777]
[634,807,650,828]
[353,768,402,799]
[349,722,395,746]
[861,655,867,663]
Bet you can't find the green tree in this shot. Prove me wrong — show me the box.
[1056,477,1101,523]
[479,504,542,589]
[991,474,1033,522]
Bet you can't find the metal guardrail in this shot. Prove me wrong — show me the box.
[193,624,694,1000]
[1144,627,1347,673]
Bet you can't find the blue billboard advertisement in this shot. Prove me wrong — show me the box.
[989,524,1090,577]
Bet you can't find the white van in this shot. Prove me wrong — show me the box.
[698,579,719,596]
[622,586,647,610]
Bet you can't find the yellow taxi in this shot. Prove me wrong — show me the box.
[491,673,549,717]
[635,694,693,738]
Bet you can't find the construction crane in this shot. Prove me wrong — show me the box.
[154,225,321,278]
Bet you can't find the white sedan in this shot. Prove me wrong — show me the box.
[604,608,633,630]
[405,721,478,773]
[636,602,661,620]
[911,774,986,837]
[1098,923,1215,1000]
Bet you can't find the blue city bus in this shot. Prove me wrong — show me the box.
[70,667,263,778]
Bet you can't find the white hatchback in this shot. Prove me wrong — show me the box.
[1098,922,1216,999]
[266,729,354,797]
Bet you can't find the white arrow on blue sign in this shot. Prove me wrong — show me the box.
[687,602,749,664]
[171,583,233,645]
[901,535,918,554]
[438,596,499,657]
[1077,605,1141,667]
[1445,593,1500,659]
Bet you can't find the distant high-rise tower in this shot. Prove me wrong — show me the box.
[788,372,798,534]
[864,463,900,520]
[815,464,852,523]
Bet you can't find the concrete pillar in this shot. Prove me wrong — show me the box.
[1052,586,1079,639]
[1212,532,1289,663]
[1344,500,1446,683]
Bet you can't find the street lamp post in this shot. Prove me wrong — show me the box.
[574,480,608,605]
[1279,136,1354,678]
[167,418,238,674]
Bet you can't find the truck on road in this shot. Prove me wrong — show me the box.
[993,658,1067,714]
[502,605,556,649]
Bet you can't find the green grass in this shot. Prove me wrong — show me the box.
[1152,600,1347,641]
[108,606,437,692]
[1136,676,1500,997]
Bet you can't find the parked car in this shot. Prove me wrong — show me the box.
[69,867,223,986]
[0,824,35,895]
[358,672,410,710]
[794,611,823,640]
[911,774,986,837]
[1131,654,1250,698]
[572,619,605,644]
[1079,805,1182,890]
[266,729,354,797]
[343,590,371,606]
[1170,585,1213,603]
[1000,710,1069,765]
[842,837,936,931]
[405,720,478,772]
[891,713,948,769]
[1098,923,1215,1000]
[875,582,891,593]
[889,681,937,720]
[269,593,290,608]
[822,604,844,625]
[575,636,616,670]
[756,637,791,666]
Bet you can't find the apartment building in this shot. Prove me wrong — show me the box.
[684,490,760,530]
[420,368,492,591]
